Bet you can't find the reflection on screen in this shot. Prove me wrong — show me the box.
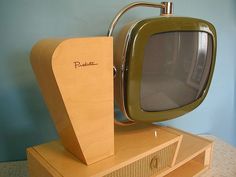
[141,32,212,111]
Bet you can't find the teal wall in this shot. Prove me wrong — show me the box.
[0,0,235,162]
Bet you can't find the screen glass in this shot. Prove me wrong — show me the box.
[141,31,213,111]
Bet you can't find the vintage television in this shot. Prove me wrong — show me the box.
[28,2,217,176]
[112,2,217,124]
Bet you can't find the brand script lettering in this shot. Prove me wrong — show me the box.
[74,61,98,68]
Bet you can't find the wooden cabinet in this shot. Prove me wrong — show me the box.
[27,125,213,177]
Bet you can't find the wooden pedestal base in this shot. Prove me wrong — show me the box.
[27,125,213,177]
[30,37,114,165]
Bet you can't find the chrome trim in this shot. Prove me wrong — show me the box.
[114,119,135,126]
[113,66,117,78]
[119,22,140,123]
[107,1,173,36]
[160,2,173,16]
[111,1,174,124]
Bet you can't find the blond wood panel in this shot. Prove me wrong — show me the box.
[28,125,180,177]
[161,127,212,164]
[164,160,206,177]
[203,147,212,166]
[30,37,114,165]
[155,127,213,177]
[27,148,61,177]
[27,126,213,177]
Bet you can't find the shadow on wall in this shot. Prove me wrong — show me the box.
[0,51,58,162]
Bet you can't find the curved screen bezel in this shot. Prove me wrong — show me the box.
[124,17,217,122]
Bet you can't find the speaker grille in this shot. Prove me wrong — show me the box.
[104,142,177,177]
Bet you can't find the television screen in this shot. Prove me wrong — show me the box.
[141,31,213,111]
[114,17,216,124]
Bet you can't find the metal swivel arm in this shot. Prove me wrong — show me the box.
[107,1,173,36]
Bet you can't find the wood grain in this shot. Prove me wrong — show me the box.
[27,126,212,177]
[30,37,114,165]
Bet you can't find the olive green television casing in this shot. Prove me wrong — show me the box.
[114,17,217,124]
